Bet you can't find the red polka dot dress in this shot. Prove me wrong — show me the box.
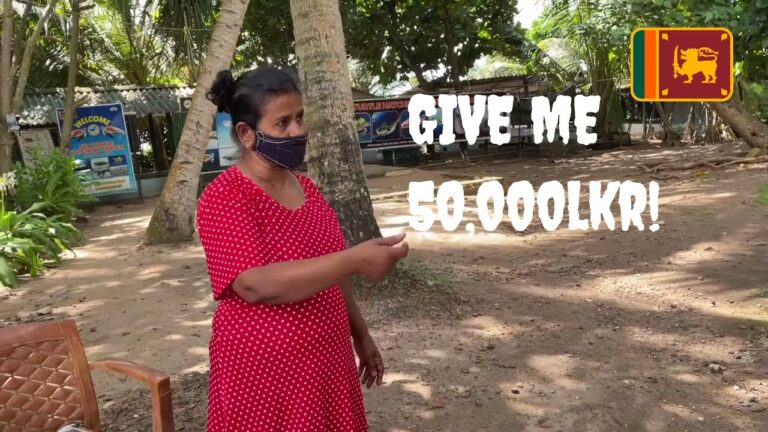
[196,166,368,431]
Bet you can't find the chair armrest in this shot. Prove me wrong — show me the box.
[90,359,175,432]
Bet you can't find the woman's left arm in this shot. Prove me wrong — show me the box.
[339,279,384,388]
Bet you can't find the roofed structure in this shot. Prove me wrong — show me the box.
[20,85,379,126]
[402,75,548,97]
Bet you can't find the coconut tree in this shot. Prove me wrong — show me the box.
[144,0,250,244]
[526,0,630,138]
[290,0,380,245]
[0,0,62,173]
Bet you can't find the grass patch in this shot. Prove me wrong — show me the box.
[757,183,768,205]
[759,289,768,299]
[354,259,454,297]
[353,259,459,319]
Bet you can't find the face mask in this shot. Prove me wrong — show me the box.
[252,130,308,170]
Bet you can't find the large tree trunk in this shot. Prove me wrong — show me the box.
[708,99,768,149]
[290,0,381,246]
[59,0,81,153]
[0,0,14,173]
[144,0,250,244]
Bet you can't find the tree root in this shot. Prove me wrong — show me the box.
[638,155,768,173]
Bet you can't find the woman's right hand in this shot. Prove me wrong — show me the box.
[352,233,409,282]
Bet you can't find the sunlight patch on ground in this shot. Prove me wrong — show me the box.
[90,232,138,242]
[503,399,549,416]
[84,344,108,358]
[187,346,209,357]
[164,334,185,341]
[672,372,703,384]
[664,191,737,208]
[658,403,705,423]
[381,372,420,385]
[137,265,173,275]
[57,300,106,316]
[622,328,743,364]
[462,315,515,338]
[405,358,431,366]
[192,299,214,309]
[101,216,149,227]
[415,410,435,420]
[527,354,586,391]
[421,349,447,359]
[181,363,210,374]
[179,319,213,327]
[402,381,432,400]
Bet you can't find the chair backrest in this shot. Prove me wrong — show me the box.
[0,320,100,431]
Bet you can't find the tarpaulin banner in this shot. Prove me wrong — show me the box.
[58,103,137,196]
[353,93,531,150]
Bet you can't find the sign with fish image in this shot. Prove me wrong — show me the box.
[57,103,137,196]
[354,95,501,150]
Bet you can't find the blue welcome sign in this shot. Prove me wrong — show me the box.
[57,103,137,196]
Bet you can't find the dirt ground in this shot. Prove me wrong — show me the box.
[2,142,767,432]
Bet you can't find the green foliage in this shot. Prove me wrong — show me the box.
[757,183,768,206]
[235,0,295,70]
[466,54,527,80]
[341,0,525,87]
[628,0,768,120]
[12,149,97,221]
[0,203,84,288]
[525,0,631,136]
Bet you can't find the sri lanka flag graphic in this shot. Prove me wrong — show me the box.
[631,27,733,102]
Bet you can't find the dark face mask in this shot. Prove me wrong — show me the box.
[252,130,308,170]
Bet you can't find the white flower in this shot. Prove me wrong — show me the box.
[0,171,16,195]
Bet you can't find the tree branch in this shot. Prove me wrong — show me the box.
[382,0,427,88]
[1,0,15,115]
[11,0,60,113]
[10,3,32,88]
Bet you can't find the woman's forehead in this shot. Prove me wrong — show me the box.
[262,92,303,117]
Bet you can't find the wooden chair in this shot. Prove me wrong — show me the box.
[0,320,175,431]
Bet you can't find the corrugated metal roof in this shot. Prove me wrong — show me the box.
[21,85,378,127]
[20,86,196,126]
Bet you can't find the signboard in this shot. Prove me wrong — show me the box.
[57,103,138,196]
[353,93,531,150]
[17,129,55,166]
[215,112,238,167]
[201,112,239,172]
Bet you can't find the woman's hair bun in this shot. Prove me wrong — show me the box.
[207,70,237,112]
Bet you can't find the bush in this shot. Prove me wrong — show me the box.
[0,202,84,288]
[0,172,85,288]
[12,149,97,220]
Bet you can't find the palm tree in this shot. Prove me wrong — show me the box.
[290,0,381,245]
[526,0,628,137]
[144,0,250,244]
[0,0,62,173]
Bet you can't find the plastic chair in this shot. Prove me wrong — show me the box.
[0,320,174,431]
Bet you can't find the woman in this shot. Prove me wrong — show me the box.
[196,67,409,431]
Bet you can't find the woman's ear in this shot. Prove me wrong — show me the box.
[235,122,255,149]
